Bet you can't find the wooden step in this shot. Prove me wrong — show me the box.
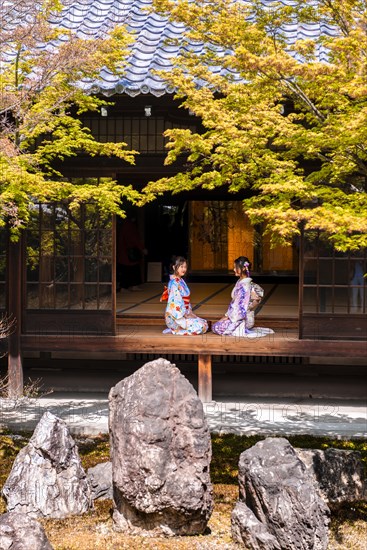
[117,317,165,326]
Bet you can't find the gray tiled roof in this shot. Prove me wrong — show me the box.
[49,0,336,97]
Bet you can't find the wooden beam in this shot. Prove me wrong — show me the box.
[20,328,367,358]
[7,237,23,397]
[198,354,212,403]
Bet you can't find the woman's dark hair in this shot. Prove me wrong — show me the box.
[234,256,251,276]
[170,256,187,274]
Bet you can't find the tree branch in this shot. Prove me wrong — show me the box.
[282,78,326,121]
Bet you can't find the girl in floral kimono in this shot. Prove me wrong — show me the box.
[212,256,274,338]
[161,257,208,335]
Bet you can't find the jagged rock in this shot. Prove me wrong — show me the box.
[109,357,213,536]
[296,447,366,504]
[2,412,92,519]
[231,502,281,550]
[232,437,330,550]
[0,512,53,549]
[88,461,113,500]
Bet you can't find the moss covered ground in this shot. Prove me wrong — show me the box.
[0,432,366,549]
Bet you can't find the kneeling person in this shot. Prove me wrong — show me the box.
[161,256,208,335]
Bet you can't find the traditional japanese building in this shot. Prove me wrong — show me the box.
[1,0,366,395]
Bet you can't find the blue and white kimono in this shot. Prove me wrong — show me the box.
[163,275,208,335]
[212,277,273,338]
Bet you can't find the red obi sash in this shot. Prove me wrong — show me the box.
[160,285,190,310]
[160,286,168,302]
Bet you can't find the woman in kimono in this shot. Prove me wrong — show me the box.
[212,256,273,338]
[161,256,208,335]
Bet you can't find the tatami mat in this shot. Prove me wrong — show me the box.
[122,304,166,315]
[259,306,299,317]
[116,282,299,318]
[193,304,229,314]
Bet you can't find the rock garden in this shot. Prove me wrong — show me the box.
[0,358,366,549]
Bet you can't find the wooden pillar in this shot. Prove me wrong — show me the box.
[198,354,212,402]
[7,236,23,397]
[299,225,305,340]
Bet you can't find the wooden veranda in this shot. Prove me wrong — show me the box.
[20,283,367,402]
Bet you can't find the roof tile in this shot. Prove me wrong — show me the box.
[48,0,336,96]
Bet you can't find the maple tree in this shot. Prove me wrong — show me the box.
[143,0,367,251]
[0,0,139,237]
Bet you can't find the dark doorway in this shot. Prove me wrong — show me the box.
[144,200,188,280]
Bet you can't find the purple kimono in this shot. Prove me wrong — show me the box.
[212,277,273,338]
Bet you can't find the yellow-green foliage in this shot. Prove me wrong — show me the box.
[142,0,367,251]
[0,0,140,236]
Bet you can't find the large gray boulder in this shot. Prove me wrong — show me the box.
[296,447,366,504]
[231,437,330,550]
[0,512,53,549]
[109,357,213,536]
[2,412,92,518]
